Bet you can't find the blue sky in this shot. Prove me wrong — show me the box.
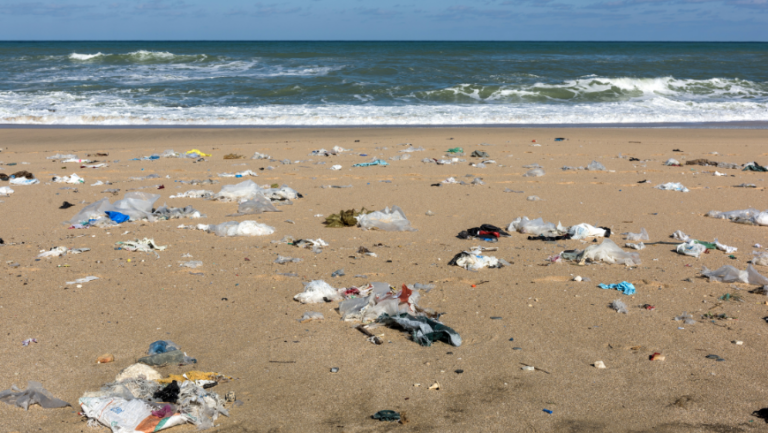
[0,0,766,41]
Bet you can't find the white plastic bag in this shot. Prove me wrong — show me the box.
[79,397,186,433]
[294,280,341,303]
[208,220,275,237]
[625,228,649,241]
[582,238,640,266]
[357,206,416,232]
[568,223,607,240]
[676,240,707,258]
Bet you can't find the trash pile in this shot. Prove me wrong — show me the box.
[65,192,204,227]
[79,341,234,431]
[294,281,461,346]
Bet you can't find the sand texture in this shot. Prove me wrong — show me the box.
[1,127,768,432]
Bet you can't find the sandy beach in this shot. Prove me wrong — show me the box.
[1,126,768,433]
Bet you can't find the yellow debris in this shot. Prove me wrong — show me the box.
[158,371,231,384]
[186,149,212,157]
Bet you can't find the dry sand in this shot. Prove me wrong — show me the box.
[1,127,768,433]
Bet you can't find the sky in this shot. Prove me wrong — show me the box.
[0,0,766,41]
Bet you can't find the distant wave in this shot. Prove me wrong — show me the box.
[68,51,209,63]
[419,77,768,103]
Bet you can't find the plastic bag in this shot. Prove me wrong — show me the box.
[112,191,161,221]
[208,221,275,237]
[229,195,278,215]
[508,217,561,236]
[65,197,113,225]
[568,223,607,240]
[671,230,690,241]
[357,206,416,232]
[0,381,70,410]
[523,168,545,177]
[655,182,689,192]
[676,240,707,258]
[714,238,737,254]
[378,313,462,347]
[582,238,640,266]
[214,180,261,202]
[625,228,649,241]
[153,204,204,220]
[752,251,768,266]
[0,186,13,196]
[300,312,324,322]
[79,397,186,432]
[587,160,606,171]
[294,280,341,303]
[664,158,681,166]
[701,265,748,283]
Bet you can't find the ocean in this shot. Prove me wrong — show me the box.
[1,41,767,127]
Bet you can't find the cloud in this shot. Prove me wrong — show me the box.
[0,2,88,16]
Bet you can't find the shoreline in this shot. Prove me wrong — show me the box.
[1,120,768,129]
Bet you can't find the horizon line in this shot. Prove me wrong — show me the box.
[1,40,768,43]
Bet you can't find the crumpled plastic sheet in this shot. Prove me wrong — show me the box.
[610,299,628,314]
[707,208,768,226]
[227,195,279,216]
[300,312,324,322]
[66,276,98,285]
[9,178,39,185]
[655,182,689,192]
[179,261,202,268]
[715,238,737,254]
[294,280,341,303]
[0,186,13,196]
[275,255,302,264]
[170,190,214,199]
[671,230,690,241]
[702,265,768,286]
[508,216,564,237]
[116,238,167,252]
[664,158,681,166]
[218,170,258,178]
[752,251,768,266]
[37,246,90,258]
[378,313,462,347]
[53,173,84,184]
[352,159,388,167]
[448,248,510,271]
[252,152,271,159]
[47,153,78,160]
[587,160,606,171]
[598,281,636,295]
[153,205,204,220]
[625,228,649,241]
[0,381,70,410]
[207,221,275,237]
[579,239,640,266]
[676,240,707,258]
[357,206,416,232]
[523,168,545,177]
[568,223,608,240]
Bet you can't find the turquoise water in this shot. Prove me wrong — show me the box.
[1,41,767,126]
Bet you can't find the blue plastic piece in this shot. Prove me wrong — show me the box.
[598,281,636,295]
[147,340,180,355]
[105,211,130,223]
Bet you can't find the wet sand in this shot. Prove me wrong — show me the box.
[1,127,768,433]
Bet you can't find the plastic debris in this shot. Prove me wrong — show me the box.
[300,312,324,322]
[587,160,606,171]
[187,221,275,237]
[352,159,388,167]
[674,312,696,325]
[655,182,689,192]
[671,230,690,241]
[594,361,607,369]
[707,208,768,226]
[448,247,509,271]
[294,280,341,304]
[568,223,609,240]
[179,261,202,268]
[523,168,545,177]
[562,238,640,266]
[379,313,462,347]
[0,186,13,196]
[116,238,167,252]
[37,246,90,258]
[599,281,636,295]
[275,255,301,264]
[138,350,197,366]
[218,170,258,178]
[664,158,681,166]
[185,149,211,157]
[52,173,84,184]
[457,224,511,242]
[676,240,707,258]
[625,242,645,250]
[610,299,628,314]
[752,251,768,266]
[66,276,98,285]
[0,381,70,410]
[372,410,401,422]
[357,206,416,232]
[625,228,649,241]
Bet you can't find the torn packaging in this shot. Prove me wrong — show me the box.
[378,313,462,347]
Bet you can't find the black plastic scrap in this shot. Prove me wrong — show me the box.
[153,380,180,404]
[372,410,401,422]
[470,150,490,158]
[59,201,75,209]
[378,313,462,347]
[457,224,510,242]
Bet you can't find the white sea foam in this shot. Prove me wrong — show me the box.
[69,52,105,61]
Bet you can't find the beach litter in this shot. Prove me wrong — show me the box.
[655,182,689,192]
[599,281,636,295]
[448,247,510,271]
[115,238,167,252]
[357,206,416,231]
[0,382,70,410]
